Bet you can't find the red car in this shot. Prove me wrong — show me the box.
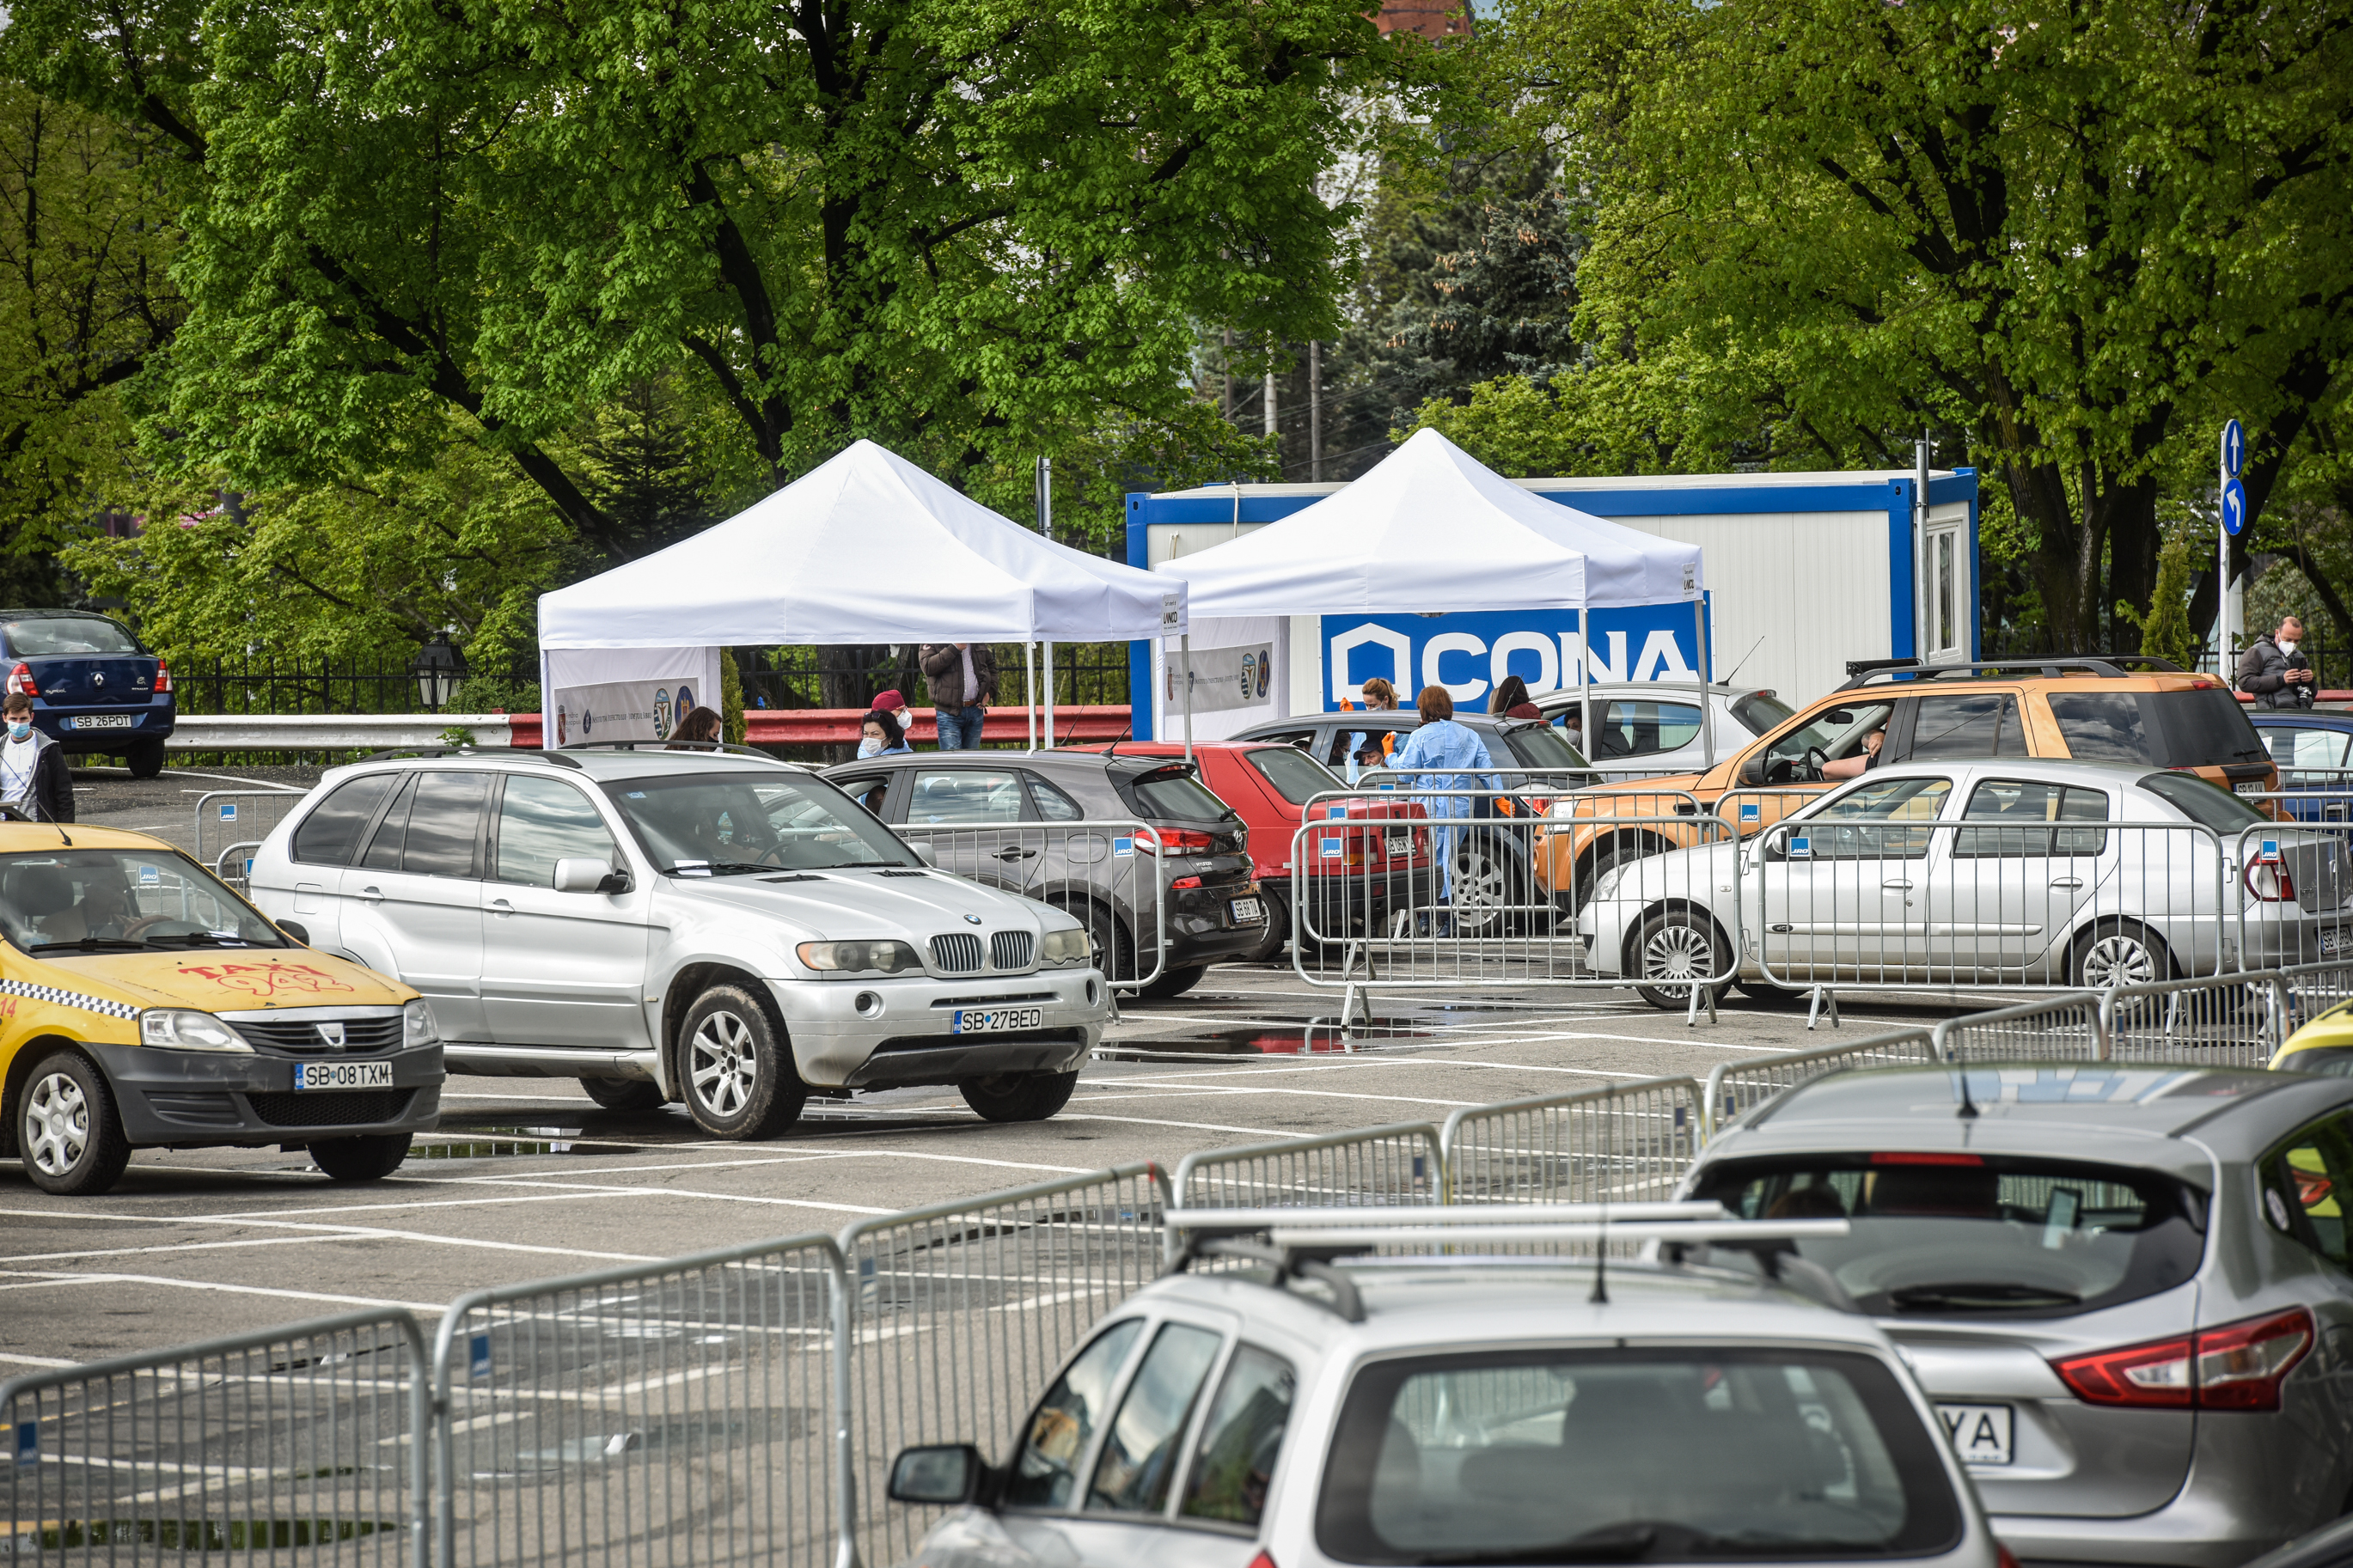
[1073,741,1429,958]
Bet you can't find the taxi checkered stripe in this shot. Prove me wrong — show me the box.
[0,978,142,1020]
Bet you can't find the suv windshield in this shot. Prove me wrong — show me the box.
[2,617,140,656]
[1315,1346,1960,1564]
[1247,746,1344,805]
[1753,701,1893,783]
[0,849,285,952]
[604,771,917,875]
[2138,771,2270,832]
[1694,1152,2205,1318]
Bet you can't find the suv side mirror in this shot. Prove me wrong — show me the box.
[1738,753,1767,787]
[906,839,938,868]
[887,1443,988,1505]
[276,919,311,947]
[554,857,625,894]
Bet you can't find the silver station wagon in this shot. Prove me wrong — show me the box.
[248,748,1112,1134]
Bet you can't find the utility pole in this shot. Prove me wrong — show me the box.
[1309,340,1323,482]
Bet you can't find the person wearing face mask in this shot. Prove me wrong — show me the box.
[0,692,74,822]
[857,708,911,759]
[2239,616,2319,710]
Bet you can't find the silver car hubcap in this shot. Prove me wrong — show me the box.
[1642,923,1712,983]
[2081,934,2155,989]
[690,1011,758,1118]
[25,1072,89,1176]
[1452,849,1506,929]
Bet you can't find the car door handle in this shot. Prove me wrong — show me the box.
[487,898,515,913]
[356,885,383,901]
[2050,877,2084,889]
[1881,880,1913,891]
[993,847,1036,861]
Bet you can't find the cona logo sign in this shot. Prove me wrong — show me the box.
[1323,609,1703,706]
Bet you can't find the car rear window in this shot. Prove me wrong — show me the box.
[1123,767,1238,823]
[1315,1347,1960,1565]
[1693,1152,2206,1318]
[2047,692,2155,764]
[2,617,140,656]
[1501,722,1593,775]
[291,773,397,865]
[2137,770,2269,832]
[2147,685,2269,766]
[1247,746,1344,805]
[1731,691,1794,735]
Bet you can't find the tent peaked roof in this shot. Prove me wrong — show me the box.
[540,438,1183,649]
[1160,427,1702,618]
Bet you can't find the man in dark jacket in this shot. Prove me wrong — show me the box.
[2239,617,2318,710]
[919,644,997,750]
[0,692,76,821]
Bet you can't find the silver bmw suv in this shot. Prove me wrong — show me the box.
[247,747,1111,1135]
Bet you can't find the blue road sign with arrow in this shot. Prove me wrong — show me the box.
[2222,418,2245,478]
[2222,478,2250,536]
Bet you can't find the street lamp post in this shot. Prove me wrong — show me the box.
[410,635,468,712]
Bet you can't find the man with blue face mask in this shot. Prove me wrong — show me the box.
[0,692,74,822]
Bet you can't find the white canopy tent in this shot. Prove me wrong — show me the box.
[1153,426,1707,760]
[538,438,1184,748]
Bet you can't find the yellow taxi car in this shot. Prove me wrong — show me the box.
[2270,998,2353,1077]
[0,823,440,1195]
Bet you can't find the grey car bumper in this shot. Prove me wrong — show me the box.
[774,967,1109,1088]
[84,1040,443,1146]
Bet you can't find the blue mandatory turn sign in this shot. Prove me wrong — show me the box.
[2222,478,2250,537]
[2222,418,2246,478]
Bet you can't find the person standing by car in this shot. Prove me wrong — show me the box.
[0,692,74,821]
[920,643,995,750]
[1488,674,1542,720]
[1347,675,1403,774]
[2241,617,2319,709]
[1391,686,1498,933]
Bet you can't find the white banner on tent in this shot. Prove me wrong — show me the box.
[542,645,722,747]
[1151,617,1287,742]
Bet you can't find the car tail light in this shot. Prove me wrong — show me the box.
[2245,857,2297,903]
[1872,1151,1983,1166]
[1247,1554,1277,1568]
[1526,796,1553,816]
[6,662,34,697]
[1135,827,1216,856]
[1170,875,1202,889]
[2052,1307,2311,1411]
[152,658,171,694]
[1995,1543,2022,1568]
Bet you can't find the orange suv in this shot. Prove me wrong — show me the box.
[1535,658,2278,906]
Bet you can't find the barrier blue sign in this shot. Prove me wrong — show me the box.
[2222,419,2245,478]
[470,1333,492,1379]
[12,1420,34,1467]
[1320,605,1708,709]
[219,802,237,821]
[2222,479,2249,537]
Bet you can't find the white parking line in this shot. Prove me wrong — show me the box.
[0,1203,662,1263]
[0,1269,443,1313]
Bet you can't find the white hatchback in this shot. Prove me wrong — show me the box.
[247,748,1112,1135]
[886,1207,2009,1568]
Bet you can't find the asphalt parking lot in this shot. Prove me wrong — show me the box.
[4,769,1989,1372]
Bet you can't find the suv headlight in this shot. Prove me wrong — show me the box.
[797,940,924,975]
[403,999,437,1047]
[1040,928,1092,967]
[139,1010,253,1054]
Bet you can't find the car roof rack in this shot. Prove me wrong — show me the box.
[359,746,583,768]
[559,740,792,765]
[1834,656,2187,691]
[1161,1204,1853,1321]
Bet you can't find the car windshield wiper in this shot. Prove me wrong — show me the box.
[28,937,154,954]
[664,861,772,876]
[150,930,277,949]
[1890,1282,2081,1311]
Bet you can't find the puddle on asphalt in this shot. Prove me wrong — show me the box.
[1097,1023,1433,1059]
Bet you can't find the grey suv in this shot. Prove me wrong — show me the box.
[1683,1062,2353,1567]
[247,748,1112,1134]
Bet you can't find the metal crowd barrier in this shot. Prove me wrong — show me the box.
[1440,1077,1702,1204]
[3,1308,430,1564]
[894,818,1173,992]
[837,1165,1168,1567]
[1167,1123,1444,1236]
[193,790,309,882]
[1930,991,2106,1063]
[1699,1029,1939,1140]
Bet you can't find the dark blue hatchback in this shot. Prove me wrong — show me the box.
[2252,710,2353,822]
[0,609,174,777]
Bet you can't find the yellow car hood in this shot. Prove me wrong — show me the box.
[34,949,412,1013]
[2272,999,2353,1071]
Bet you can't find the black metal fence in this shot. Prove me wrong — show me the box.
[170,654,453,716]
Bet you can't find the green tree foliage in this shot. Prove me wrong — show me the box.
[2118,530,2201,673]
[8,0,1439,557]
[1466,0,2353,649]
